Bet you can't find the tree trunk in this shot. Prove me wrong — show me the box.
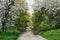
[2,18,6,32]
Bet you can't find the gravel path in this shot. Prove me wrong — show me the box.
[17,31,47,40]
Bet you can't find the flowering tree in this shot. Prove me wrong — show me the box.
[0,0,27,32]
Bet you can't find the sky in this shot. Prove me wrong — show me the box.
[26,0,34,15]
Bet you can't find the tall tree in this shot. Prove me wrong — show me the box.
[0,0,20,32]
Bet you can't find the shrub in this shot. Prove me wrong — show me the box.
[39,22,50,31]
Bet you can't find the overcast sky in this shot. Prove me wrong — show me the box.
[26,0,34,15]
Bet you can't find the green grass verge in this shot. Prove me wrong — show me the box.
[39,29,60,40]
[0,27,21,40]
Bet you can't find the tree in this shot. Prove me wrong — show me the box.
[14,11,31,32]
[32,7,50,34]
[0,0,20,32]
[12,0,29,32]
[32,0,60,30]
[43,0,60,28]
[0,0,14,32]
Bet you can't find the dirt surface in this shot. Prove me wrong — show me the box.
[17,31,47,40]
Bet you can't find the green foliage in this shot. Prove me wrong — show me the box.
[39,21,50,31]
[15,11,31,31]
[0,27,20,40]
[32,7,50,34]
[15,0,25,4]
[39,29,60,40]
[32,7,60,34]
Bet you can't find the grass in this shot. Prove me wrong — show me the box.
[0,27,21,40]
[39,29,60,40]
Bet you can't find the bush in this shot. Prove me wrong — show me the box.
[39,22,50,31]
[32,21,51,34]
[55,23,60,29]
